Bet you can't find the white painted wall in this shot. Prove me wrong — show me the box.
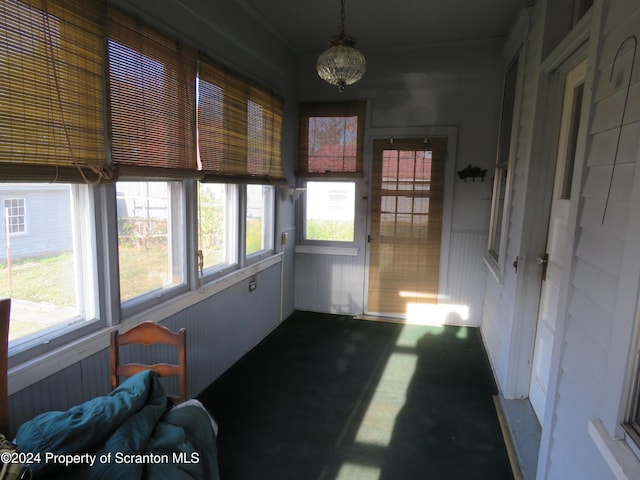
[541,1,640,477]
[295,39,504,322]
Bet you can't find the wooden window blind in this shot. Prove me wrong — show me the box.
[298,102,365,177]
[107,7,198,179]
[198,58,284,183]
[247,85,283,179]
[0,0,108,183]
[368,137,447,315]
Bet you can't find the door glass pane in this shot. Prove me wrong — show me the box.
[560,83,584,200]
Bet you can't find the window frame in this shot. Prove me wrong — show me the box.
[197,182,240,282]
[116,180,190,319]
[244,184,275,265]
[487,50,524,273]
[623,300,640,453]
[299,179,357,247]
[3,198,27,236]
[7,183,104,365]
[2,1,283,370]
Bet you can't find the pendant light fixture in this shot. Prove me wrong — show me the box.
[316,0,366,92]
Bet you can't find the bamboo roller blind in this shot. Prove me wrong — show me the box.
[367,137,447,316]
[107,7,198,177]
[0,0,107,182]
[198,59,284,182]
[1,0,283,183]
[298,102,365,177]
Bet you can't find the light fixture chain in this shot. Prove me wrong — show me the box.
[340,0,346,34]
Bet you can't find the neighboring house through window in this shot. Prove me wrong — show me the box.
[3,198,26,235]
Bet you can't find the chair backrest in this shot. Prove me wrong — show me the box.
[0,299,11,434]
[110,321,186,404]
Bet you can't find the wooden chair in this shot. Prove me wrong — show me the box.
[0,299,11,434]
[110,321,187,404]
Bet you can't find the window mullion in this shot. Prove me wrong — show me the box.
[238,184,247,268]
[94,183,121,327]
[184,180,199,290]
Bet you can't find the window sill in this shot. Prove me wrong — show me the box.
[8,253,282,395]
[295,245,358,256]
[483,254,502,284]
[589,419,640,480]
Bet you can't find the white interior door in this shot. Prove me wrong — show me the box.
[529,60,586,423]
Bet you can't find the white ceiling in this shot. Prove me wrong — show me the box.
[235,0,523,54]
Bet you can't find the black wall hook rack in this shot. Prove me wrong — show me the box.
[457,164,487,182]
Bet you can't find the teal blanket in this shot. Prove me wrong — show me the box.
[15,371,219,480]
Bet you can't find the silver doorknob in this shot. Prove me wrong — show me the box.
[536,254,549,265]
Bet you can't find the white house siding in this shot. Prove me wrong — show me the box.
[481,0,640,478]
[542,1,640,478]
[0,186,72,262]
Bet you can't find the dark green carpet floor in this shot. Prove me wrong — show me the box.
[197,311,514,480]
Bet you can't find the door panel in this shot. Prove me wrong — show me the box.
[367,137,446,317]
[529,60,586,423]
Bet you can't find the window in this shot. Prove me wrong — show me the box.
[488,53,521,264]
[197,183,238,276]
[298,102,366,177]
[542,0,594,60]
[2,184,98,357]
[624,306,640,451]
[246,185,274,259]
[1,0,283,365]
[116,182,186,308]
[572,0,594,27]
[304,181,356,242]
[297,102,364,246]
[625,371,640,448]
[3,199,26,235]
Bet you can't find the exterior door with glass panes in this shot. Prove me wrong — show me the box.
[366,137,447,318]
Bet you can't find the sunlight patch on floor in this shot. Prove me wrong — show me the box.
[354,348,418,447]
[406,302,470,325]
[335,462,381,480]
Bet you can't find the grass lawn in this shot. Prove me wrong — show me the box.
[0,253,75,306]
[118,243,170,301]
[1,245,169,340]
[3,225,264,341]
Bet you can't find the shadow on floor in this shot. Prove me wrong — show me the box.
[197,311,514,480]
